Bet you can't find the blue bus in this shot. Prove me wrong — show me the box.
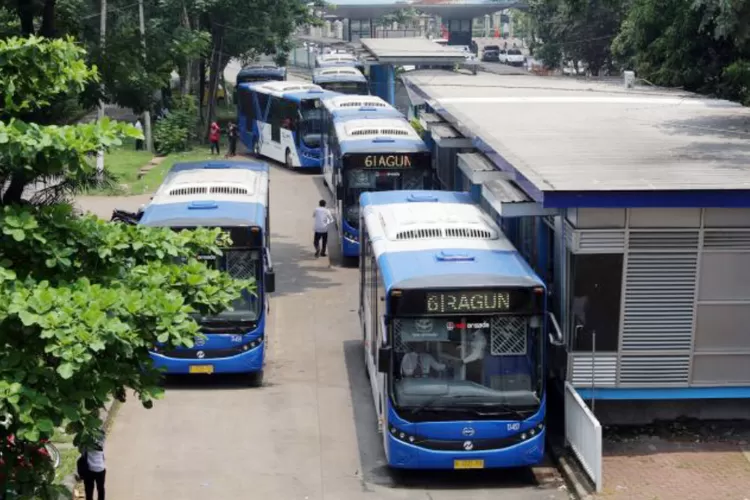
[359,190,547,469]
[237,80,339,168]
[315,53,365,72]
[321,108,431,258]
[138,160,274,386]
[312,67,369,95]
[236,64,287,85]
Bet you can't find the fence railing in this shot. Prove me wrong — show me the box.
[564,381,603,493]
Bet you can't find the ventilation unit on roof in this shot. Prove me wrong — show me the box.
[169,186,208,196]
[167,185,250,196]
[350,128,380,136]
[348,127,410,137]
[337,99,386,108]
[210,186,249,195]
[393,226,496,241]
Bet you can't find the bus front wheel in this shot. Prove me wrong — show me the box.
[246,370,264,387]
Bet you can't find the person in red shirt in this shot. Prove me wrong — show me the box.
[209,122,221,155]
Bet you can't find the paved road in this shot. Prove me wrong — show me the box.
[79,164,569,500]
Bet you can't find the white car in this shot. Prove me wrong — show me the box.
[505,48,525,67]
[497,49,508,64]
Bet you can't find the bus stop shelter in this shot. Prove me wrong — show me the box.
[403,69,750,491]
[358,38,474,105]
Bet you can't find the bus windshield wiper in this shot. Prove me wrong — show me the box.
[465,403,531,420]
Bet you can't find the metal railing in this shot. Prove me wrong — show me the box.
[564,381,603,493]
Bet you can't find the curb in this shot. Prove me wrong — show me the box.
[548,444,594,500]
[59,398,120,500]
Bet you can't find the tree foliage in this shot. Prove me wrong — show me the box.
[0,36,249,498]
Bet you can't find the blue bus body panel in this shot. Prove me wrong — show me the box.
[139,200,266,228]
[150,318,266,375]
[340,138,429,155]
[386,402,545,469]
[237,66,287,81]
[377,248,544,293]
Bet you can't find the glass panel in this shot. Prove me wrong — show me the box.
[569,254,623,352]
[391,315,544,415]
[343,169,427,227]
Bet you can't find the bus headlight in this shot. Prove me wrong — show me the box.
[343,231,359,243]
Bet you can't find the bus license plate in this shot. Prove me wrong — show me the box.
[189,365,214,374]
[454,459,484,470]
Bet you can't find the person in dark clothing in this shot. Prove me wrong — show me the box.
[227,122,239,157]
[80,437,106,500]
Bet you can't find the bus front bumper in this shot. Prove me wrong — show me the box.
[150,343,265,375]
[342,235,359,257]
[385,430,545,469]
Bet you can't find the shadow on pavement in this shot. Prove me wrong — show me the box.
[342,339,542,491]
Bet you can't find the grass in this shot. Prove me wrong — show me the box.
[54,447,78,484]
[86,138,219,196]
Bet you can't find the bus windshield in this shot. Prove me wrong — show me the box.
[390,315,543,415]
[319,81,369,95]
[200,249,262,321]
[343,169,427,228]
[300,101,324,148]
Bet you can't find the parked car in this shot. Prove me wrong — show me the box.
[506,48,525,67]
[497,49,508,64]
[482,45,501,62]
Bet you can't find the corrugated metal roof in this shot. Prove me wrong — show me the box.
[360,38,467,64]
[405,71,750,192]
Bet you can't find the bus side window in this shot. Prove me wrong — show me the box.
[370,252,378,363]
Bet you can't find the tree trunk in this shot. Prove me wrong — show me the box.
[205,31,223,141]
[198,58,206,125]
[17,0,34,36]
[180,4,192,96]
[2,174,28,206]
[40,0,57,37]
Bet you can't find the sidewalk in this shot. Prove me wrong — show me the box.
[598,420,750,499]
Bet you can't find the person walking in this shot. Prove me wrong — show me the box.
[134,119,143,151]
[227,122,239,157]
[209,121,221,155]
[78,436,106,500]
[312,199,334,258]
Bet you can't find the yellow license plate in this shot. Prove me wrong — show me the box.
[454,459,484,470]
[189,365,214,374]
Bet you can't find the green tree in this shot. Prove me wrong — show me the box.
[0,36,248,498]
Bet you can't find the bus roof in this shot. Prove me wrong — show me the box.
[166,160,268,175]
[312,67,367,84]
[335,117,427,154]
[322,95,403,120]
[317,53,358,63]
[240,81,339,102]
[360,190,543,291]
[139,200,266,228]
[237,64,286,76]
[141,163,269,228]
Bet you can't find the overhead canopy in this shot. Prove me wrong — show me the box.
[321,1,524,20]
[359,37,469,66]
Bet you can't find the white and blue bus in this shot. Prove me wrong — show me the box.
[321,109,431,258]
[236,64,287,85]
[360,190,547,469]
[138,160,274,386]
[315,53,365,72]
[312,67,369,95]
[237,81,339,169]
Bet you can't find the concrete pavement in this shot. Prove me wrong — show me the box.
[77,163,568,500]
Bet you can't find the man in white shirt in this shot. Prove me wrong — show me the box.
[312,199,334,258]
[461,330,488,383]
[82,436,106,500]
[400,344,447,378]
[134,119,144,151]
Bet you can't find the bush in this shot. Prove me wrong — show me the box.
[153,95,197,155]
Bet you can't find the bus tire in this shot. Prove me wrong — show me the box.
[247,370,264,387]
[285,149,293,169]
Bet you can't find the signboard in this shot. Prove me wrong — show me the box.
[396,318,450,342]
[343,152,431,170]
[391,287,543,317]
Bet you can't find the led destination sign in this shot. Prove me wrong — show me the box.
[343,152,431,170]
[390,288,542,316]
[427,291,510,314]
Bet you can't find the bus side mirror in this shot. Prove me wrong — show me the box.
[336,185,344,199]
[265,269,276,294]
[378,346,392,373]
[548,312,565,346]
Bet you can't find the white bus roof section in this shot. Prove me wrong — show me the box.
[318,54,358,63]
[363,201,516,257]
[403,70,750,194]
[338,118,420,140]
[151,168,269,206]
[322,95,391,111]
[315,67,363,77]
[256,81,321,95]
